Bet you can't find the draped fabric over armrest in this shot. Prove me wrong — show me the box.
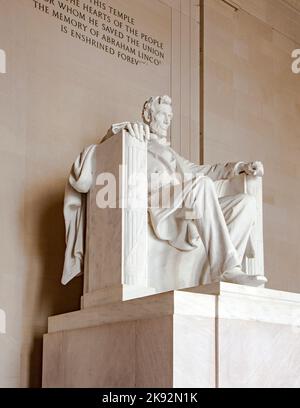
[61,144,97,285]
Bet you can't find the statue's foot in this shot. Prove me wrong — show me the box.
[220,267,268,287]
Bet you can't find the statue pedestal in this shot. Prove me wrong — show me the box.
[42,282,300,388]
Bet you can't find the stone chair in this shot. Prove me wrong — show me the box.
[81,130,264,308]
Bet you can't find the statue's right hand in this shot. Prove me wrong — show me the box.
[126,122,150,142]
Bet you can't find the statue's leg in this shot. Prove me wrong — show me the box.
[218,193,256,264]
[186,176,241,281]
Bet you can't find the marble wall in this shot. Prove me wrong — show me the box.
[0,0,199,387]
[203,0,300,293]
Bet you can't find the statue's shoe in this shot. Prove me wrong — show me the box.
[220,267,268,287]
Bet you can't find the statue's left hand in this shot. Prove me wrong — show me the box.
[242,161,264,177]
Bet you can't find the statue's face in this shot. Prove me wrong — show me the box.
[150,103,173,138]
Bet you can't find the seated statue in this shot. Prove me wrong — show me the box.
[61,95,267,288]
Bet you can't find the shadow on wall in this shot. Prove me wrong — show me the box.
[21,188,83,388]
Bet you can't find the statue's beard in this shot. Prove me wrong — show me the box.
[150,122,168,138]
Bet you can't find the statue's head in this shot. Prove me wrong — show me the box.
[142,95,173,138]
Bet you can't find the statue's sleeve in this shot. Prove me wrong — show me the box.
[177,154,245,181]
[198,162,245,181]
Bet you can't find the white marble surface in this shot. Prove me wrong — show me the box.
[0,309,5,334]
[218,319,300,388]
[48,290,177,333]
[173,315,215,388]
[185,282,300,327]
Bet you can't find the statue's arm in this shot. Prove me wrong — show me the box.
[199,162,249,181]
[179,156,264,181]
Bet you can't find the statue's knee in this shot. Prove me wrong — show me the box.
[190,177,215,208]
[199,176,214,189]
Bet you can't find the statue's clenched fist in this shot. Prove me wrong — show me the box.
[235,161,264,177]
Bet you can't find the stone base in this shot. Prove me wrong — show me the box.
[42,283,300,388]
[81,284,156,308]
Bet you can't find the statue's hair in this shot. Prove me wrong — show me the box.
[142,95,172,124]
